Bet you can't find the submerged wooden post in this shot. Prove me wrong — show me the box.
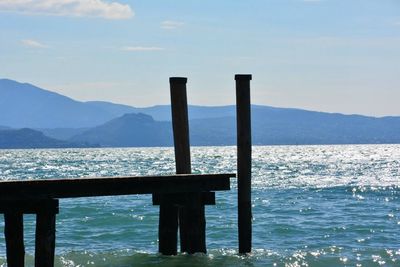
[170,77,206,254]
[35,199,58,267]
[158,196,178,255]
[4,212,25,267]
[235,74,252,254]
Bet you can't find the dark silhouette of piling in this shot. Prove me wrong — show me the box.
[158,197,178,255]
[170,77,206,254]
[235,74,252,254]
[35,205,58,267]
[4,213,25,267]
[170,78,191,175]
[157,78,185,255]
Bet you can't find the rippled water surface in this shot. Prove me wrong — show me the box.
[0,145,399,266]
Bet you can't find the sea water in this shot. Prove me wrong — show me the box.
[0,145,399,267]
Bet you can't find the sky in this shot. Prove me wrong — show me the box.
[0,0,399,117]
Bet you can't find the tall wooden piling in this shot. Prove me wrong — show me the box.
[170,77,191,175]
[170,77,206,254]
[4,213,25,267]
[235,74,252,254]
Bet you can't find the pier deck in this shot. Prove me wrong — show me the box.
[0,173,233,267]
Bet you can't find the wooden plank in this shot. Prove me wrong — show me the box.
[169,77,206,254]
[35,211,57,267]
[0,199,59,214]
[4,212,25,267]
[235,74,253,254]
[0,173,233,200]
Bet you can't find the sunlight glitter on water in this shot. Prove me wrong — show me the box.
[0,144,399,266]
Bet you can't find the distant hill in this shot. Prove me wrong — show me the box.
[70,113,173,147]
[0,128,97,149]
[0,79,130,128]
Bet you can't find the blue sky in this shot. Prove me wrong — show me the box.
[0,0,399,116]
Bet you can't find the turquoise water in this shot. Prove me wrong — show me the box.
[0,145,399,266]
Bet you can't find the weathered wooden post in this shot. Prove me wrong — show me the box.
[158,196,178,255]
[170,77,206,254]
[35,199,59,267]
[235,74,252,254]
[4,212,25,267]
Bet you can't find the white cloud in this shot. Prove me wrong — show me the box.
[121,46,164,51]
[0,0,134,20]
[21,39,48,48]
[161,20,184,30]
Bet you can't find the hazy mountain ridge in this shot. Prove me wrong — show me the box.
[0,79,124,128]
[0,128,97,149]
[69,109,400,147]
[1,78,400,148]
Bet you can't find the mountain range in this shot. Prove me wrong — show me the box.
[1,78,400,148]
[0,128,97,149]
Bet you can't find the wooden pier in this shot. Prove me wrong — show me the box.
[0,75,253,266]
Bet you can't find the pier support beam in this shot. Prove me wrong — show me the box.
[158,196,178,255]
[2,199,59,267]
[35,211,57,267]
[178,194,206,253]
[4,212,25,267]
[235,74,252,254]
